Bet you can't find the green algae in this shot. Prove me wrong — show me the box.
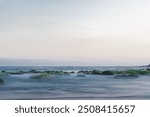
[1,69,150,78]
[78,69,150,76]
[30,73,49,79]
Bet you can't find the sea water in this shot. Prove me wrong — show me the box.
[0,66,150,99]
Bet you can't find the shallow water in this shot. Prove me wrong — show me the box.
[0,66,150,100]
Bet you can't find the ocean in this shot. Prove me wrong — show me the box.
[0,66,150,100]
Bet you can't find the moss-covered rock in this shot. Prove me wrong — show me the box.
[0,72,8,77]
[1,69,150,79]
[29,70,39,73]
[44,71,70,75]
[70,71,75,74]
[92,70,101,75]
[77,74,86,77]
[146,64,150,67]
[8,71,25,75]
[30,73,49,79]
[122,69,150,75]
[147,68,150,71]
[0,78,4,84]
[78,70,92,74]
[101,70,114,75]
[78,70,114,75]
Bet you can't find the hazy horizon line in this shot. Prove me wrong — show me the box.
[0,58,149,67]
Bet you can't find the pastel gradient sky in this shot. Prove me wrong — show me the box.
[0,0,150,66]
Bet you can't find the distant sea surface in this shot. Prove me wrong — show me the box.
[0,66,150,100]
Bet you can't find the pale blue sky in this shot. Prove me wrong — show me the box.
[0,0,150,66]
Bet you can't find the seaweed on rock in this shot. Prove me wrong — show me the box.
[44,71,70,75]
[101,70,114,75]
[30,73,49,79]
[8,71,25,75]
[77,69,150,76]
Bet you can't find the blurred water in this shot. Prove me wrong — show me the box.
[0,66,150,99]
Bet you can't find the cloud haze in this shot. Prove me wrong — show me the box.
[0,0,150,66]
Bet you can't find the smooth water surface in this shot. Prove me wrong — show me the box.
[0,66,150,99]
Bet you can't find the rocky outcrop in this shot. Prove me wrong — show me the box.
[77,74,86,77]
[147,64,150,67]
[0,78,4,84]
[101,70,114,75]
[30,73,49,79]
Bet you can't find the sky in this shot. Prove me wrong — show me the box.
[0,0,150,66]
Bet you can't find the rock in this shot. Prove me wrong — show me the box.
[114,74,139,78]
[45,71,70,75]
[142,64,150,67]
[147,68,150,71]
[70,71,75,74]
[78,70,85,74]
[92,70,101,75]
[147,64,150,67]
[77,74,86,77]
[30,73,49,79]
[1,71,6,73]
[101,70,114,75]
[29,70,38,73]
[78,70,92,74]
[0,78,4,84]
